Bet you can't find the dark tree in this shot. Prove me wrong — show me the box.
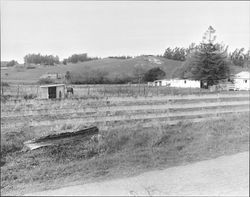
[230,48,248,67]
[6,60,18,67]
[65,71,72,84]
[143,67,166,82]
[62,59,67,65]
[179,26,230,86]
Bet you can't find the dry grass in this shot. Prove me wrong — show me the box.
[1,112,249,196]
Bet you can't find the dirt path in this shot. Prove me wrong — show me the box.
[25,151,249,196]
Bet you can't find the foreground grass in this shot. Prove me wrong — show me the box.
[1,113,249,196]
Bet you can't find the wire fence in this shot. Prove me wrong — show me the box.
[1,83,248,101]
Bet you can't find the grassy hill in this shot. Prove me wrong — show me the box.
[1,56,248,85]
[1,56,182,84]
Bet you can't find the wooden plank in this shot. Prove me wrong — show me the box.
[1,100,249,118]
[2,106,248,129]
[23,126,98,150]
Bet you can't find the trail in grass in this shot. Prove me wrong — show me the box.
[25,151,249,196]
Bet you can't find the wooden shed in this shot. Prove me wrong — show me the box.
[39,84,66,99]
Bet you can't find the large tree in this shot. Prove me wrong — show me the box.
[178,26,230,86]
[143,67,166,82]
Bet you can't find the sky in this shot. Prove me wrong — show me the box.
[1,1,250,63]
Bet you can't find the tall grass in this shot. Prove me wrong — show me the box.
[1,113,249,195]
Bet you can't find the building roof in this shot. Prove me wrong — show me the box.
[40,84,65,88]
[234,71,250,79]
[153,79,171,82]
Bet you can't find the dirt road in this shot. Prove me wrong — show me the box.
[25,151,249,196]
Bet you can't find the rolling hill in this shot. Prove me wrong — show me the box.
[1,55,248,85]
[1,56,182,84]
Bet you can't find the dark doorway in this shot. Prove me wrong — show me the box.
[48,86,56,99]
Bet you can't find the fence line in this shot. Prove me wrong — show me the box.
[1,100,249,118]
[1,107,249,130]
[1,92,249,107]
[2,83,249,99]
[1,94,249,130]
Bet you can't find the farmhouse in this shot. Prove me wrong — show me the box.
[151,78,200,88]
[39,84,66,99]
[152,79,171,86]
[232,71,250,91]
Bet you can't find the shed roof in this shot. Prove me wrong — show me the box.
[234,71,250,79]
[40,84,65,88]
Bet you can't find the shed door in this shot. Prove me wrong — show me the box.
[48,87,56,99]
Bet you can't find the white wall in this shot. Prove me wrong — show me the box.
[169,79,200,88]
[39,87,48,99]
[153,80,171,86]
[234,79,250,90]
[39,86,65,99]
[152,79,200,88]
[56,86,65,98]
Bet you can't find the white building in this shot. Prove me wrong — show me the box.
[151,78,200,88]
[39,84,66,99]
[152,79,171,87]
[233,71,250,91]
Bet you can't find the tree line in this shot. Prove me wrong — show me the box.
[163,45,250,68]
[24,53,60,65]
[62,53,99,65]
[108,56,133,60]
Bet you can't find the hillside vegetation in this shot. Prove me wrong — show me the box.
[1,56,182,84]
[1,55,249,85]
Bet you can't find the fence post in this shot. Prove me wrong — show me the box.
[17,85,20,98]
[88,86,90,96]
[1,86,4,96]
[36,85,39,97]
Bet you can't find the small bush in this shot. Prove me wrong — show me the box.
[6,60,18,67]
[38,78,55,84]
[23,94,37,100]
[1,129,36,156]
[26,65,36,69]
[1,82,9,87]
[99,130,131,154]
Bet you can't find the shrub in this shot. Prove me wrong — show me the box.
[38,78,55,84]
[6,60,18,67]
[1,82,9,87]
[26,65,36,69]
[1,129,36,156]
[23,94,37,100]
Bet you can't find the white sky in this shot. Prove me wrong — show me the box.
[1,1,250,63]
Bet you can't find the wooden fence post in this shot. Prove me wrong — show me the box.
[36,85,39,97]
[17,85,19,98]
[88,86,90,96]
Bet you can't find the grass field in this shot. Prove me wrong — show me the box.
[1,112,249,196]
[1,55,249,86]
[1,56,182,84]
